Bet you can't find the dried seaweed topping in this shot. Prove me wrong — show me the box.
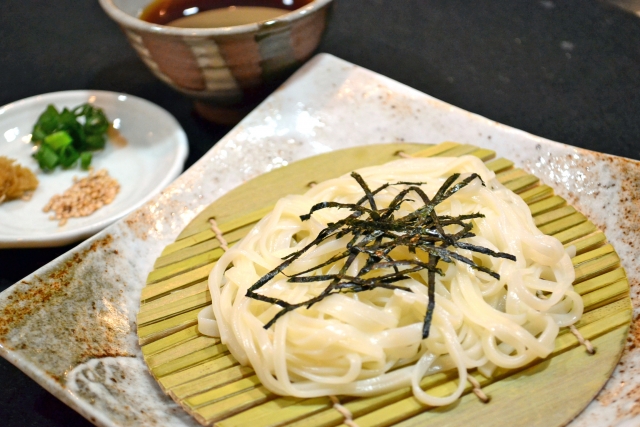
[246,172,516,338]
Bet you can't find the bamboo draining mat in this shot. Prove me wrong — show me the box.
[138,142,631,427]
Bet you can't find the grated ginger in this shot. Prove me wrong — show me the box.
[0,156,39,204]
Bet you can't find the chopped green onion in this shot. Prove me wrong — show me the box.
[33,144,59,171]
[80,152,92,170]
[59,145,80,168]
[31,103,110,172]
[43,131,73,151]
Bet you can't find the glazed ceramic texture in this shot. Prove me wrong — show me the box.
[99,0,331,105]
[1,54,640,426]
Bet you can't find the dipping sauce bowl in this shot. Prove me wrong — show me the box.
[99,0,333,123]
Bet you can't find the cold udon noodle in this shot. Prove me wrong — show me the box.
[199,155,582,406]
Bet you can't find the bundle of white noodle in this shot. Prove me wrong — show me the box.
[200,155,582,406]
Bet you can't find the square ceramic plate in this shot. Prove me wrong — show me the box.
[1,54,639,427]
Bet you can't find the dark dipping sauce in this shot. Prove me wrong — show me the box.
[140,0,315,26]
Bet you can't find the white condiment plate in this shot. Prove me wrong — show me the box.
[0,54,639,426]
[0,90,188,248]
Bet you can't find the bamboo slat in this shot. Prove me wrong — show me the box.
[155,224,254,269]
[519,184,554,203]
[484,158,514,173]
[171,365,252,400]
[574,268,626,295]
[566,231,606,255]
[143,265,213,299]
[431,143,480,157]
[142,325,200,357]
[467,148,495,161]
[528,195,566,216]
[147,249,223,284]
[152,343,229,378]
[496,167,528,183]
[137,142,631,427]
[185,376,264,408]
[138,307,201,345]
[138,287,210,325]
[216,396,330,427]
[161,360,249,391]
[411,142,459,157]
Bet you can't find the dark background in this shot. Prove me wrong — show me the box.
[1,0,639,425]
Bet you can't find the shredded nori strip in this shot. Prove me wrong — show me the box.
[245,172,516,338]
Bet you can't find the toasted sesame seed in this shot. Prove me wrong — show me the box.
[43,169,120,226]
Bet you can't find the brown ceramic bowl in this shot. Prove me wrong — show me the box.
[99,0,332,123]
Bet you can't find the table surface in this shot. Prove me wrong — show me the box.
[1,0,639,425]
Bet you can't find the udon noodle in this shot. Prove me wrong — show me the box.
[199,155,582,406]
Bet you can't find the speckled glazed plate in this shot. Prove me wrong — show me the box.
[0,90,188,248]
[0,54,639,427]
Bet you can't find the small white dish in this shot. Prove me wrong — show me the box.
[0,90,188,248]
